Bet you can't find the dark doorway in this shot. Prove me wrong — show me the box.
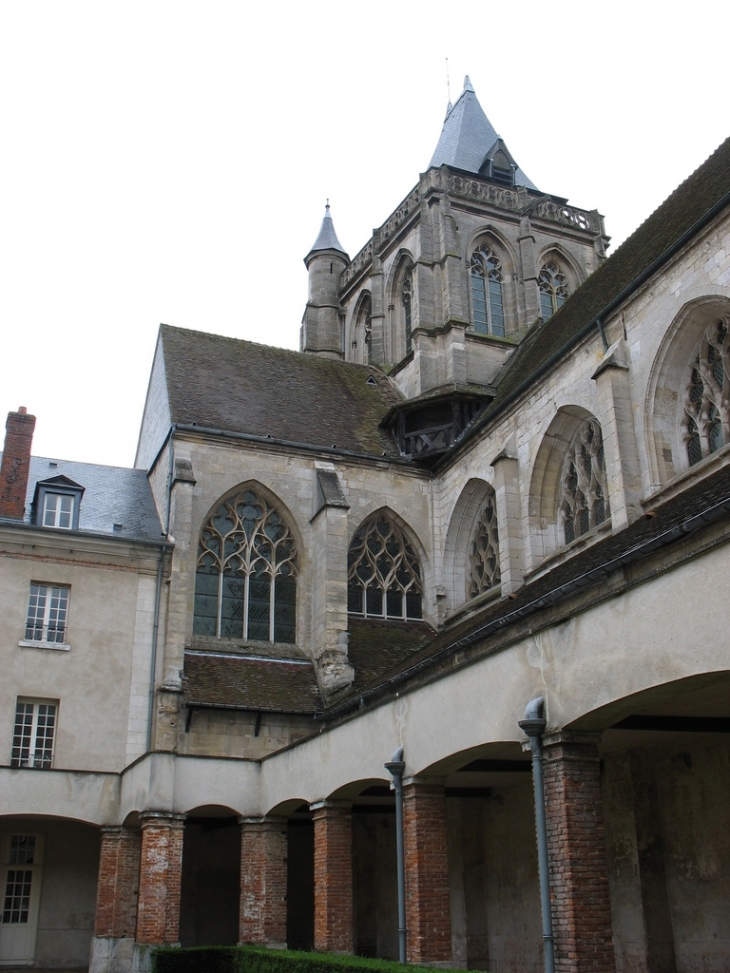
[180,816,240,946]
[287,817,314,950]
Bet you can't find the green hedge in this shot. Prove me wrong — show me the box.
[153,944,491,973]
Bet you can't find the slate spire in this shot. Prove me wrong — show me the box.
[306,201,348,261]
[428,76,536,190]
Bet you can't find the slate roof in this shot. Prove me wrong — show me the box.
[325,460,730,716]
[0,453,164,543]
[429,77,536,189]
[183,651,323,714]
[159,325,403,457]
[474,136,730,433]
[306,204,348,259]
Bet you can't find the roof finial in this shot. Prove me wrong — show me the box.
[446,57,451,106]
[326,198,330,213]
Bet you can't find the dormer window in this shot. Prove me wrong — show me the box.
[42,493,74,528]
[33,476,84,531]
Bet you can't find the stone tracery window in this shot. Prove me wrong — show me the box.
[683,317,730,466]
[560,419,610,544]
[539,261,569,320]
[347,514,423,620]
[468,490,501,598]
[470,244,505,337]
[193,488,297,643]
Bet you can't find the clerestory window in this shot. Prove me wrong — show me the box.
[539,261,569,320]
[193,488,297,644]
[683,317,730,466]
[347,514,423,620]
[470,245,505,337]
[560,419,610,544]
[468,490,501,598]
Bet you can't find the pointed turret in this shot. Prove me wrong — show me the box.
[306,202,347,260]
[302,204,349,358]
[429,76,536,189]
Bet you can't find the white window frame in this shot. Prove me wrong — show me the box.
[10,700,58,770]
[41,492,74,529]
[19,583,71,651]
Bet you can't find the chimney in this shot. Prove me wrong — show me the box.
[0,406,36,520]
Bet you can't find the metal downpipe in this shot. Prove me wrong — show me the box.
[519,696,555,973]
[385,746,407,963]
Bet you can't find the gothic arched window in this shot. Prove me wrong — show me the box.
[470,245,505,337]
[560,419,610,544]
[683,317,730,466]
[539,261,569,320]
[402,271,413,355]
[468,489,501,598]
[193,488,297,643]
[347,514,423,620]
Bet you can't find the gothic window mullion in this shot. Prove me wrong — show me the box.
[348,514,423,620]
[194,489,297,644]
[560,420,609,545]
[683,317,730,466]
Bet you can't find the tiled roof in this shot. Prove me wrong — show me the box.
[0,453,164,543]
[476,136,730,430]
[159,325,403,458]
[345,617,436,696]
[331,460,730,712]
[183,651,323,714]
[428,77,536,189]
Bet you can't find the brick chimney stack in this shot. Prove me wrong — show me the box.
[0,406,36,520]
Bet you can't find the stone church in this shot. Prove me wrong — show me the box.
[1,77,729,973]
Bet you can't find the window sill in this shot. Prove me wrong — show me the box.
[18,639,71,652]
[645,442,730,510]
[526,518,613,583]
[447,585,502,624]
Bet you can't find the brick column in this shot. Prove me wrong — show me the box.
[94,826,141,938]
[136,812,185,946]
[403,779,452,964]
[239,817,288,948]
[543,732,616,973]
[311,800,353,953]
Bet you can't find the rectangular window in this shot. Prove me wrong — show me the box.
[11,700,57,769]
[42,493,74,528]
[25,583,69,644]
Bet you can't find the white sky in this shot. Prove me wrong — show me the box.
[1,1,728,468]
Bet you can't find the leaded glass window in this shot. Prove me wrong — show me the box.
[468,491,501,598]
[470,245,505,337]
[683,317,730,466]
[347,514,423,620]
[538,261,569,320]
[356,294,372,363]
[560,419,610,544]
[403,272,413,356]
[193,489,297,643]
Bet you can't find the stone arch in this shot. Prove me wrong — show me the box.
[443,478,499,612]
[386,250,416,363]
[466,226,519,338]
[527,406,609,564]
[346,506,428,622]
[645,295,730,490]
[192,481,303,645]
